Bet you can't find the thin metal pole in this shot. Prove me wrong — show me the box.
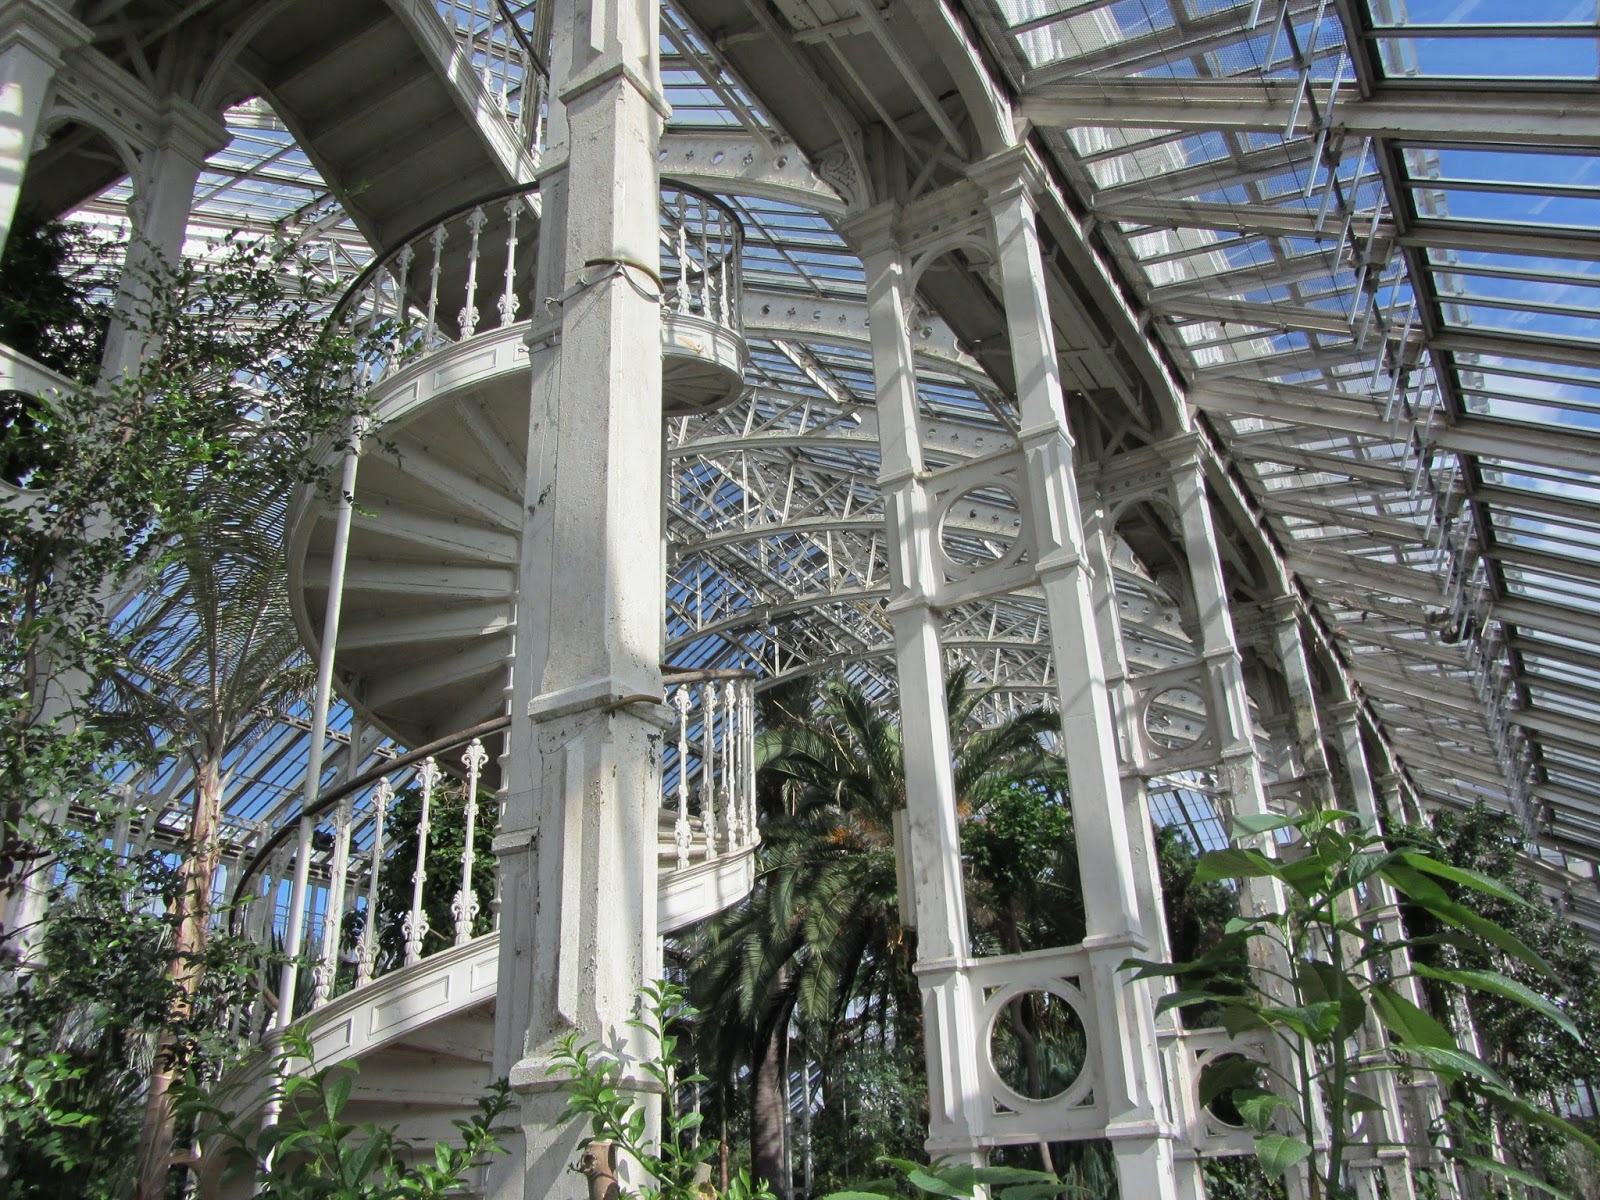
[276,422,365,1030]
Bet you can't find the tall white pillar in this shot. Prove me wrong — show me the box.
[973,152,1179,1196]
[848,203,987,1158]
[1080,484,1205,1200]
[489,0,669,1196]
[97,98,222,379]
[0,0,88,260]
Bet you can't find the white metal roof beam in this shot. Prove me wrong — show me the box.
[1019,80,1600,147]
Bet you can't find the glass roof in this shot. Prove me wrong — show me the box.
[51,0,1600,914]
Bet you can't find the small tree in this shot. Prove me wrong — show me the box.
[1125,806,1599,1199]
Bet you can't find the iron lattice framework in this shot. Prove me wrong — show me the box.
[30,0,1600,933]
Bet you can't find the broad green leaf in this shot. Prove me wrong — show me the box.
[907,1166,975,1197]
[997,1184,1078,1200]
[1370,984,1457,1050]
[973,1167,1061,1185]
[1395,852,1528,907]
[1253,1133,1312,1178]
[1403,1044,1507,1089]
[1198,1056,1266,1107]
[1412,964,1580,1042]
[1155,990,1225,1018]
[1231,813,1299,838]
[1445,1153,1574,1200]
[1278,854,1334,899]
[1298,959,1364,1040]
[1233,1087,1295,1134]
[1342,1091,1383,1115]
[1482,1086,1600,1161]
[1194,847,1282,884]
[1381,865,1556,979]
[1260,1001,1341,1042]
[325,1073,352,1121]
[1219,1004,1268,1037]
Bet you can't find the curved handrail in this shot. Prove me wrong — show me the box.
[229,715,512,910]
[231,667,759,908]
[332,182,542,323]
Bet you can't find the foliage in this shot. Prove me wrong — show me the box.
[0,212,114,393]
[548,980,776,1200]
[1406,803,1600,1191]
[187,1027,510,1199]
[1125,805,1600,1200]
[805,1037,927,1195]
[1,232,374,913]
[821,1154,1084,1200]
[0,815,265,1198]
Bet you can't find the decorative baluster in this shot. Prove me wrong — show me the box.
[312,799,354,1008]
[459,206,488,338]
[724,679,744,847]
[424,224,447,349]
[673,687,693,870]
[718,258,730,329]
[675,215,690,314]
[498,199,523,328]
[701,682,720,858]
[391,244,415,365]
[698,206,714,316]
[356,777,392,987]
[452,739,489,945]
[402,758,439,966]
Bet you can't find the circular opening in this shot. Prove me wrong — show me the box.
[989,989,1086,1101]
[1200,1053,1264,1130]
[1144,685,1206,751]
[939,486,1022,569]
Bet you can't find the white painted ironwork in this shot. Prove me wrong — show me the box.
[232,669,758,1035]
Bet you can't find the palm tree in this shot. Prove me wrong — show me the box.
[686,666,1067,1195]
[99,506,314,1199]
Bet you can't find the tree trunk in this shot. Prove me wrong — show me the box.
[751,987,795,1197]
[136,752,224,1200]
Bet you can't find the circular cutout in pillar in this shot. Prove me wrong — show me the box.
[1199,1053,1265,1130]
[1144,685,1207,752]
[988,989,1086,1102]
[939,486,1023,570]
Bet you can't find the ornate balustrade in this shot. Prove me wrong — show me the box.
[230,670,758,1032]
[336,180,746,413]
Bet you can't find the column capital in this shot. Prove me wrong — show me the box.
[1257,594,1301,626]
[965,144,1047,208]
[0,0,90,65]
[838,201,902,257]
[1326,699,1362,727]
[152,94,229,166]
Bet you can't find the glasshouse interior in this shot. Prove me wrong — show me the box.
[3,0,1600,1197]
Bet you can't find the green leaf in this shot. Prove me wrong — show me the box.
[906,1166,976,1197]
[1395,852,1528,907]
[973,1167,1062,1186]
[1231,813,1298,838]
[1233,1088,1295,1135]
[1370,984,1457,1051]
[1253,1133,1312,1177]
[1412,963,1581,1042]
[1403,1044,1507,1089]
[1194,847,1282,884]
[1198,1056,1266,1107]
[1381,865,1557,979]
[324,1073,352,1121]
[1155,989,1225,1017]
[1298,959,1364,1040]
[1444,1153,1574,1199]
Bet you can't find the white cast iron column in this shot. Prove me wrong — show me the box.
[489,0,669,1196]
[1080,481,1206,1200]
[849,203,987,1159]
[0,0,88,258]
[973,151,1179,1197]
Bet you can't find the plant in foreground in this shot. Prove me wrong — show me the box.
[549,981,774,1200]
[185,1027,510,1198]
[1124,805,1599,1199]
[822,1155,1087,1200]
